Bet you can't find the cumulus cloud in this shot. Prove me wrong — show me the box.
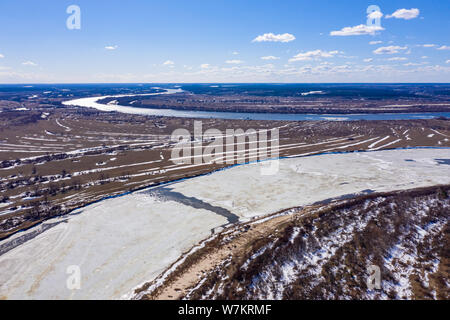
[225,60,243,64]
[289,50,340,62]
[261,56,280,60]
[386,8,420,20]
[437,45,450,50]
[252,33,295,43]
[0,54,4,58]
[369,41,383,45]
[22,61,37,66]
[363,58,373,62]
[373,46,408,55]
[105,45,118,50]
[163,60,175,65]
[330,24,384,36]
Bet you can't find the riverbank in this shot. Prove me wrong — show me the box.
[139,184,449,300]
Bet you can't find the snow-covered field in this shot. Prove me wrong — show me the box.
[0,148,448,299]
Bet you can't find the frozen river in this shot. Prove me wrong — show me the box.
[0,148,449,299]
[62,90,450,121]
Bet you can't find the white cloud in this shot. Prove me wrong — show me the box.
[0,54,4,58]
[252,33,295,43]
[363,58,373,62]
[2,60,450,83]
[225,60,243,64]
[446,60,450,64]
[437,45,450,50]
[369,41,383,45]
[373,46,408,55]
[403,62,428,66]
[419,44,436,48]
[163,60,175,65]
[232,51,239,55]
[386,8,420,20]
[105,45,118,50]
[22,61,37,66]
[368,11,383,20]
[289,50,340,62]
[387,57,408,61]
[330,24,384,36]
[77,60,450,83]
[200,64,210,69]
[261,56,280,60]
[421,56,428,59]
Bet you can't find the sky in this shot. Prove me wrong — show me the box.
[0,0,449,83]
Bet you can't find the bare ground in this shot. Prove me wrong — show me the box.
[1,106,449,239]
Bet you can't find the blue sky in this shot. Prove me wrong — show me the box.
[0,0,449,83]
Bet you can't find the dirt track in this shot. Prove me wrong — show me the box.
[137,206,314,300]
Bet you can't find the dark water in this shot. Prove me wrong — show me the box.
[435,158,450,165]
[135,108,450,121]
[145,187,239,224]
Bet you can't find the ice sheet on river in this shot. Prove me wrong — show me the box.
[0,148,449,299]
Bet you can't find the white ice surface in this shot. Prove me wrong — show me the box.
[0,148,449,299]
[170,148,450,218]
[0,195,226,300]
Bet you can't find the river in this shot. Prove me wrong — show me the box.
[0,148,449,299]
[62,89,450,121]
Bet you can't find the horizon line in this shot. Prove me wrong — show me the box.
[1,82,450,85]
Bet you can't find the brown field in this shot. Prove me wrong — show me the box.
[0,106,449,240]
